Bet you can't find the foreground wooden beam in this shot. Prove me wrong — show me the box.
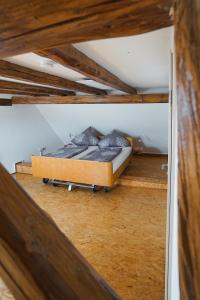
[175,0,200,299]
[0,98,12,106]
[0,60,106,95]
[36,45,137,94]
[0,80,75,96]
[0,0,172,58]
[12,94,169,104]
[0,163,120,300]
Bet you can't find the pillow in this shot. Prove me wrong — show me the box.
[98,130,130,148]
[71,127,99,146]
[83,126,100,136]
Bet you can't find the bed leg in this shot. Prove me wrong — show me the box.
[42,178,49,184]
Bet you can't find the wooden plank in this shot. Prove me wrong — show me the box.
[0,0,172,58]
[175,0,200,299]
[0,80,74,96]
[0,98,12,106]
[117,177,167,189]
[36,45,137,94]
[15,162,32,175]
[0,89,58,97]
[0,60,106,95]
[12,94,169,104]
[0,163,120,300]
[118,154,167,189]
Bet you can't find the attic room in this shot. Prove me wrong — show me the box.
[0,1,199,300]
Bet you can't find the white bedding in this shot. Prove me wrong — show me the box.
[72,146,132,173]
[112,147,132,172]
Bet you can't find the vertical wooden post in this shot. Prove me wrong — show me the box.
[175,0,200,299]
[0,163,120,300]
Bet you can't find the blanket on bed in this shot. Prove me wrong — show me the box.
[80,147,122,162]
[44,146,88,158]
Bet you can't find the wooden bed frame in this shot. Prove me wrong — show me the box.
[32,137,133,188]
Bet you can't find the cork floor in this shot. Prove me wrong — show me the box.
[1,174,167,300]
[124,154,168,182]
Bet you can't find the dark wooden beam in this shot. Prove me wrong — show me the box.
[0,89,55,97]
[0,1,172,58]
[36,45,137,94]
[0,60,106,95]
[0,98,12,106]
[0,80,75,96]
[12,94,169,104]
[0,163,120,300]
[175,0,200,299]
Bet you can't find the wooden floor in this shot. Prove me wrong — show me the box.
[1,172,167,300]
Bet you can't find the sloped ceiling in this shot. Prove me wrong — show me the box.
[5,27,172,93]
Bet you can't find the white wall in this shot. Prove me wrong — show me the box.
[37,103,169,154]
[0,105,63,173]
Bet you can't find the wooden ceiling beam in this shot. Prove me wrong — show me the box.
[0,89,54,97]
[175,0,200,298]
[0,98,12,106]
[0,1,173,58]
[0,60,106,95]
[36,45,137,94]
[0,80,75,96]
[12,94,169,104]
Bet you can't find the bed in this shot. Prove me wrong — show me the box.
[32,137,133,190]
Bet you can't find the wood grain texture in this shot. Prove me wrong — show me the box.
[0,163,120,300]
[175,0,200,299]
[0,99,12,106]
[0,0,172,57]
[0,80,74,96]
[118,178,167,189]
[15,162,32,175]
[0,89,62,97]
[0,60,106,95]
[36,45,137,94]
[12,94,169,104]
[32,156,114,187]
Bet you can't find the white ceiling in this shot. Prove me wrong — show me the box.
[4,27,172,94]
[75,27,172,91]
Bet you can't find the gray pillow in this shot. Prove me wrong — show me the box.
[83,126,100,136]
[98,130,130,148]
[72,127,99,146]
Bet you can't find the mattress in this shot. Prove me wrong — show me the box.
[72,146,132,173]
